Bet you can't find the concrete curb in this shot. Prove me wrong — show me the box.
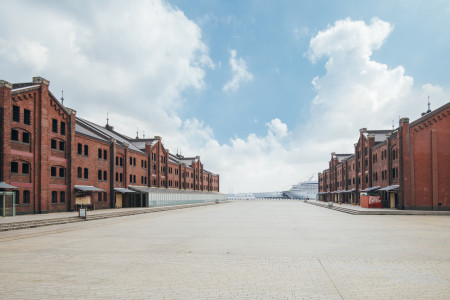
[306,200,450,215]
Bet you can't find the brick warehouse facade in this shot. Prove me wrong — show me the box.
[318,101,450,210]
[0,77,220,214]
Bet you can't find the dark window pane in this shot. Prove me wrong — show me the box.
[98,170,102,180]
[11,129,19,141]
[52,191,57,203]
[51,139,57,149]
[59,141,65,151]
[22,132,30,144]
[60,191,65,203]
[13,105,20,122]
[23,191,30,204]
[51,166,56,177]
[52,119,58,133]
[84,168,88,179]
[59,168,65,178]
[103,171,107,181]
[22,163,30,174]
[103,150,107,160]
[24,109,31,125]
[84,145,88,156]
[78,167,82,178]
[78,143,82,154]
[98,149,102,159]
[61,122,66,135]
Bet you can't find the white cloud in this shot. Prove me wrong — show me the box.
[0,0,213,137]
[303,17,448,151]
[194,17,448,193]
[223,49,253,92]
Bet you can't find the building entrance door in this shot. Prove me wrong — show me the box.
[390,193,396,208]
[115,194,123,208]
[0,192,16,217]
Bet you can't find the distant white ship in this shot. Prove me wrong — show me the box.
[283,175,318,199]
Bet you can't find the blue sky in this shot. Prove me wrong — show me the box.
[171,0,450,143]
[1,0,449,193]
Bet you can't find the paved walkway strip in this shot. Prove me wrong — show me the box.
[0,201,229,232]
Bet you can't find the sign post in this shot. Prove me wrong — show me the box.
[79,206,87,219]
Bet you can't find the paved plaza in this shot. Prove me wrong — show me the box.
[1,200,450,299]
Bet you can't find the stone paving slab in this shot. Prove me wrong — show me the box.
[1,200,449,299]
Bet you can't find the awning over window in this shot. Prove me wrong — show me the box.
[75,185,105,192]
[0,182,18,189]
[379,185,399,191]
[360,186,380,192]
[114,188,136,194]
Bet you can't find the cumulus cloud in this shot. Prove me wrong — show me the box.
[0,0,213,138]
[223,49,253,92]
[189,17,448,193]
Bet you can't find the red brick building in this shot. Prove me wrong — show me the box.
[318,101,450,210]
[0,77,220,214]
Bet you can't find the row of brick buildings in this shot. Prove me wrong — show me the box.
[0,77,220,215]
[318,101,450,210]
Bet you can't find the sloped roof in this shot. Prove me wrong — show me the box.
[76,117,144,153]
[129,138,159,151]
[11,84,40,93]
[335,154,353,162]
[363,130,394,142]
[75,123,110,143]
